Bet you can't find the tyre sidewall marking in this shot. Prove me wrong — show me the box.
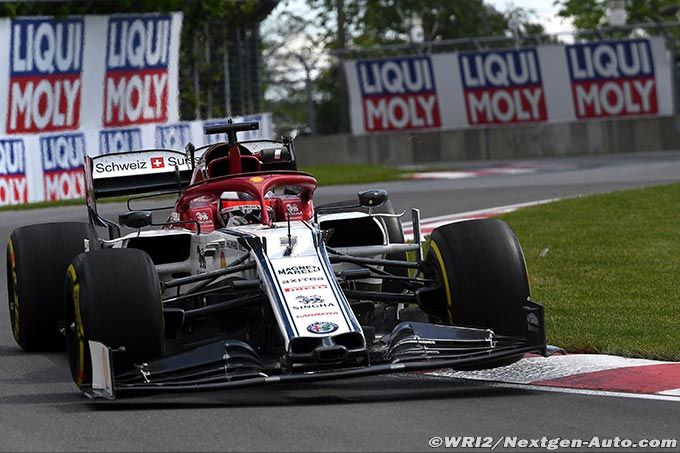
[67,264,86,386]
[429,240,454,324]
[7,239,20,341]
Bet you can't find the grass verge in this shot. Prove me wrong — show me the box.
[499,183,680,360]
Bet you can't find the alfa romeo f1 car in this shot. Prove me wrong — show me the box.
[6,121,549,399]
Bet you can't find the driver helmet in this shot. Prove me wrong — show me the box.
[219,191,271,226]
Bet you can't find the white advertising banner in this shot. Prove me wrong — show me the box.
[345,37,675,135]
[0,13,275,206]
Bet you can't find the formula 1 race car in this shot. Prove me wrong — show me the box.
[6,121,548,399]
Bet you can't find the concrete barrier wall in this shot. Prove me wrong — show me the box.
[294,115,680,166]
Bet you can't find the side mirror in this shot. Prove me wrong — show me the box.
[358,189,388,208]
[119,211,153,229]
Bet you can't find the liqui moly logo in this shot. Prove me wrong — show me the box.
[356,56,441,132]
[155,123,191,149]
[566,40,657,118]
[459,49,546,125]
[40,133,85,201]
[7,18,84,134]
[99,128,142,154]
[0,139,28,206]
[104,15,171,127]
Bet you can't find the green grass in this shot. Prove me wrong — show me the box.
[499,183,680,360]
[299,164,407,186]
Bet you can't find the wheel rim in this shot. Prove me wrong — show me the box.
[65,264,87,387]
[6,240,20,343]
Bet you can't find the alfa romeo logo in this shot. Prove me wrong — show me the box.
[306,321,338,334]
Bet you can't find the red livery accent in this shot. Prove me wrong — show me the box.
[150,157,165,169]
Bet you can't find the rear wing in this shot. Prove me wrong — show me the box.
[86,150,194,199]
[84,150,195,237]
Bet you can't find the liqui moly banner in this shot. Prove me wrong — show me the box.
[344,37,674,134]
[40,133,85,201]
[6,18,84,134]
[459,49,546,125]
[566,40,658,118]
[355,56,441,132]
[103,15,173,127]
[0,13,182,135]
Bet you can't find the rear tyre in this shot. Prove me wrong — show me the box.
[7,222,99,352]
[424,218,530,337]
[65,248,164,389]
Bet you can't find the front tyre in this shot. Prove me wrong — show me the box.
[424,218,530,338]
[65,249,164,390]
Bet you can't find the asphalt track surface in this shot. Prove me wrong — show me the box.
[1,152,680,452]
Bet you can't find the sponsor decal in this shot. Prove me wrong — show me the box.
[94,158,147,174]
[40,133,85,200]
[280,276,325,285]
[357,56,441,132]
[296,295,325,305]
[459,48,546,125]
[306,321,339,334]
[150,156,165,169]
[286,203,300,215]
[219,251,227,268]
[155,123,191,149]
[277,265,321,275]
[279,235,298,249]
[7,18,84,134]
[284,284,328,293]
[0,139,28,206]
[104,15,172,127]
[249,176,264,183]
[295,311,340,319]
[99,127,142,154]
[92,152,193,177]
[566,40,657,118]
[292,295,336,311]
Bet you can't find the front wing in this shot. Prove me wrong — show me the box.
[85,302,549,400]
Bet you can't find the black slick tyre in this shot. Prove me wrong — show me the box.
[64,248,164,389]
[425,218,530,337]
